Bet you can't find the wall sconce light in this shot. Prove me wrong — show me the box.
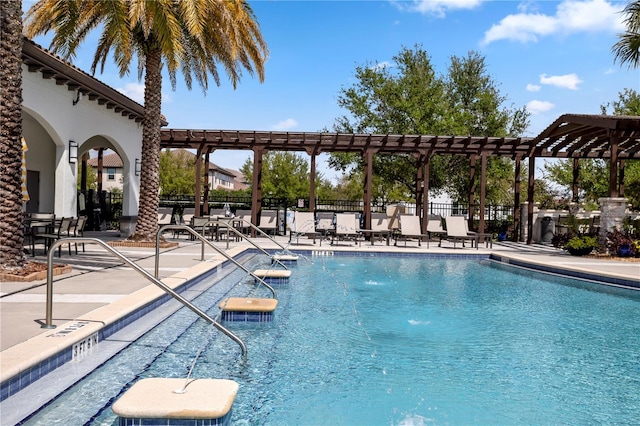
[135,158,141,176]
[72,89,82,106]
[69,140,78,164]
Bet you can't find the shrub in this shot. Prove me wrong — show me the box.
[607,229,638,257]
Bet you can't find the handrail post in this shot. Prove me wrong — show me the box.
[44,237,247,358]
[156,225,277,298]
[208,220,288,270]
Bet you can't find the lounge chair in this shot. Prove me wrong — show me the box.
[426,214,446,247]
[258,210,278,235]
[443,216,478,249]
[360,212,391,245]
[394,215,428,247]
[316,212,335,242]
[234,209,252,234]
[331,213,362,246]
[157,207,173,226]
[289,211,319,244]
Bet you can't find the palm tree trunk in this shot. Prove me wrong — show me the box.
[0,0,26,268]
[130,47,162,241]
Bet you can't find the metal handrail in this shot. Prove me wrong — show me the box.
[42,238,247,358]
[235,218,289,251]
[155,225,277,298]
[207,219,288,269]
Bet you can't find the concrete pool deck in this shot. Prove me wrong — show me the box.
[1,231,639,388]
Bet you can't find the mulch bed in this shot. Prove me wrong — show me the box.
[108,240,179,248]
[0,261,72,282]
[585,253,640,262]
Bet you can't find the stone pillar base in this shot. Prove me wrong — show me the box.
[598,197,628,253]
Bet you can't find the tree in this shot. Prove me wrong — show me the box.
[0,0,26,269]
[612,1,640,69]
[25,0,268,241]
[543,159,610,209]
[241,151,330,201]
[601,88,640,115]
[159,149,196,196]
[329,46,529,204]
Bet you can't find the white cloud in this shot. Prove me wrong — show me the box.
[526,83,541,92]
[482,0,624,45]
[539,73,582,90]
[271,118,298,131]
[394,0,483,18]
[604,68,616,75]
[116,82,145,104]
[370,61,393,71]
[527,100,555,114]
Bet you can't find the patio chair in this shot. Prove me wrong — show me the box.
[332,213,362,246]
[443,216,478,249]
[40,217,74,257]
[394,215,428,247]
[70,215,87,253]
[27,212,55,256]
[258,210,278,236]
[189,216,214,240]
[289,211,319,244]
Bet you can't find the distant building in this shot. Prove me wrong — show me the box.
[168,149,237,190]
[87,152,123,192]
[87,149,242,192]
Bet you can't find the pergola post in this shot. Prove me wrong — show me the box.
[619,160,625,197]
[609,134,619,198]
[572,158,580,203]
[468,154,477,231]
[363,150,373,231]
[527,156,535,245]
[202,147,213,216]
[422,155,430,234]
[513,155,522,242]
[250,148,264,236]
[479,152,487,235]
[309,152,316,212]
[194,144,204,216]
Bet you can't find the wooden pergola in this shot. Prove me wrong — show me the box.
[160,114,640,243]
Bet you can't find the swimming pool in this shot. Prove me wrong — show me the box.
[18,254,640,424]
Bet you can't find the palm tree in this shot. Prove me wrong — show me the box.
[25,0,268,241]
[613,1,640,68]
[0,0,26,269]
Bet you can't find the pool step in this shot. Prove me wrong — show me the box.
[112,377,238,425]
[272,253,299,263]
[253,269,291,285]
[219,297,278,322]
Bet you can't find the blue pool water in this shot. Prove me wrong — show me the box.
[23,255,640,425]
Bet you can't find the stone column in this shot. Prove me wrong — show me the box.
[598,197,628,253]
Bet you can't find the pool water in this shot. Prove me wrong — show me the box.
[24,255,640,425]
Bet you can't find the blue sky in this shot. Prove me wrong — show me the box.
[24,0,639,182]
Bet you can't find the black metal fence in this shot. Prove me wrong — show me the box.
[98,191,515,234]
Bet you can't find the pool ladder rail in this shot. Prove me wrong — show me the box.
[43,236,248,358]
